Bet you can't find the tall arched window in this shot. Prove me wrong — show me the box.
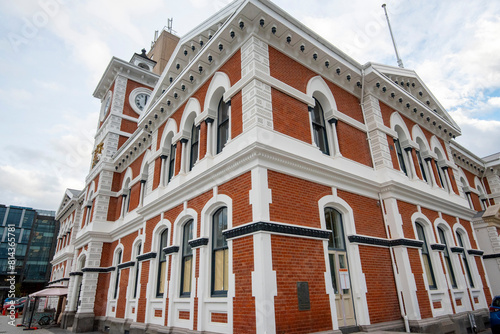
[416,150,427,182]
[180,220,193,297]
[133,242,142,298]
[438,227,457,288]
[311,98,329,155]
[168,143,176,183]
[212,207,228,296]
[113,249,122,299]
[415,223,436,289]
[189,124,199,171]
[394,138,407,176]
[217,97,230,154]
[456,231,474,288]
[156,229,168,297]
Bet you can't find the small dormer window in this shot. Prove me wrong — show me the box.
[138,62,150,70]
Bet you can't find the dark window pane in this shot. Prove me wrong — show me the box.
[212,207,228,296]
[217,98,230,154]
[311,99,329,155]
[325,208,345,250]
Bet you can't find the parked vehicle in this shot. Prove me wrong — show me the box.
[491,295,500,334]
[2,297,27,313]
[14,297,27,311]
[2,297,18,313]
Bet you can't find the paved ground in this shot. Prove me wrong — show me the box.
[0,313,99,334]
[0,312,493,334]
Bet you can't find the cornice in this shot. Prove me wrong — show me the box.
[93,58,159,100]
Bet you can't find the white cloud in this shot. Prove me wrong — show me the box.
[450,109,500,157]
[489,97,500,107]
[0,165,61,210]
[0,88,32,102]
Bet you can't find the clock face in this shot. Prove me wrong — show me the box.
[100,93,112,121]
[104,95,111,114]
[135,93,149,111]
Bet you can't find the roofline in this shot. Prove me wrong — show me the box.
[257,0,363,71]
[93,57,159,99]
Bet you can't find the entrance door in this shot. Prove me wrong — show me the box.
[325,208,356,328]
[76,282,82,312]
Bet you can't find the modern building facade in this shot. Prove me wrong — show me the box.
[50,0,500,333]
[0,205,57,301]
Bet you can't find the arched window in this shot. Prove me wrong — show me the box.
[121,179,131,216]
[156,229,168,297]
[140,162,149,206]
[415,223,436,289]
[394,138,407,176]
[168,143,176,183]
[311,98,329,155]
[212,207,228,296]
[438,227,457,288]
[416,150,427,182]
[435,160,447,190]
[189,124,199,171]
[217,98,230,154]
[180,220,193,297]
[113,249,122,299]
[133,242,142,299]
[85,192,93,226]
[456,231,474,288]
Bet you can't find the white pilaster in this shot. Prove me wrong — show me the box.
[77,242,104,314]
[241,36,273,131]
[363,94,392,170]
[248,167,276,334]
[382,197,421,320]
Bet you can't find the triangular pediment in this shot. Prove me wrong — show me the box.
[371,63,459,130]
[56,188,81,220]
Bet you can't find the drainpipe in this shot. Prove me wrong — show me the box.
[379,193,410,332]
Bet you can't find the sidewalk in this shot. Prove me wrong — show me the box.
[0,313,492,334]
[0,313,100,334]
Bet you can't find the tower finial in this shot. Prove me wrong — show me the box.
[382,4,404,68]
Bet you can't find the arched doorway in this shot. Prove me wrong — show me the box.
[325,207,355,327]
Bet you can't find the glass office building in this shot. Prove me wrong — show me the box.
[0,205,57,301]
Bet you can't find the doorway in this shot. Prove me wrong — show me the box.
[325,208,355,327]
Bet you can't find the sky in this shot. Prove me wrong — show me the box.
[0,0,499,211]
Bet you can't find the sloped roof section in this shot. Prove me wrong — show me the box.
[55,188,81,220]
[371,63,459,130]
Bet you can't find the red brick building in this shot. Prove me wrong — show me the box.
[49,0,499,333]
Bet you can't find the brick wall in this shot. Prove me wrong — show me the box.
[268,170,330,228]
[269,46,315,93]
[218,172,252,227]
[94,272,111,316]
[338,190,385,238]
[359,245,400,323]
[387,134,399,171]
[231,91,243,139]
[337,121,372,167]
[144,215,162,253]
[271,88,311,143]
[116,267,130,318]
[272,235,332,334]
[232,236,255,333]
